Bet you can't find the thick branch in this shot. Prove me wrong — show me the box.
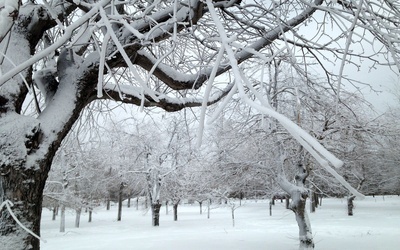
[97,82,234,112]
[126,0,324,91]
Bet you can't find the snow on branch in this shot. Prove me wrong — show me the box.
[101,81,234,112]
[205,0,364,199]
[0,0,110,87]
[0,0,19,44]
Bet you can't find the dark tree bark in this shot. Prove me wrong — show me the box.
[52,206,58,221]
[269,201,272,216]
[75,208,81,228]
[310,190,316,213]
[151,203,162,226]
[173,203,179,221]
[88,208,92,223]
[199,201,203,215]
[285,195,290,209]
[117,182,125,221]
[347,196,355,216]
[106,199,111,211]
[347,177,365,216]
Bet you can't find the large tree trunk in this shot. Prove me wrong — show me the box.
[278,160,314,250]
[0,167,48,249]
[292,189,314,249]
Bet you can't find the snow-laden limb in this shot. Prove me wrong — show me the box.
[0,0,19,44]
[244,99,365,199]
[98,6,158,103]
[97,31,111,98]
[206,0,364,199]
[196,47,226,148]
[101,81,235,112]
[0,200,46,243]
[336,0,364,109]
[0,0,110,87]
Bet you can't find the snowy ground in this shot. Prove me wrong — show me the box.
[40,196,400,250]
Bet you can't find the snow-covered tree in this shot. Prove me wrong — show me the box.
[1,0,399,249]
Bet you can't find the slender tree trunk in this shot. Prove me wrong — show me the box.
[165,201,169,215]
[52,206,58,221]
[88,208,92,223]
[75,207,81,228]
[136,197,139,210]
[60,204,66,233]
[199,201,203,214]
[231,207,235,227]
[347,196,355,216]
[173,203,178,221]
[151,203,162,226]
[310,190,316,213]
[117,183,124,221]
[127,197,131,208]
[347,178,364,216]
[106,199,110,211]
[285,195,290,209]
[269,201,272,216]
[207,199,211,219]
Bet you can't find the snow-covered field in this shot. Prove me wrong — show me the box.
[41,196,400,250]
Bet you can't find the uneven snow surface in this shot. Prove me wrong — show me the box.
[41,196,400,250]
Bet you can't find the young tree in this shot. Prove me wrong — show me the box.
[1,0,398,249]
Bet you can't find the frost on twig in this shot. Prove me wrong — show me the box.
[0,200,46,243]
